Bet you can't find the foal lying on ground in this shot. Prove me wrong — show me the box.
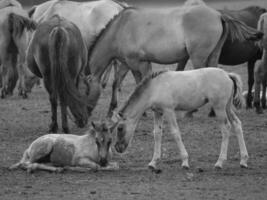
[10,122,117,173]
[108,68,248,171]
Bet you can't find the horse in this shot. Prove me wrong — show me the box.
[26,15,93,133]
[86,0,262,116]
[26,0,128,115]
[9,122,118,173]
[254,13,267,114]
[176,6,267,110]
[105,68,248,172]
[0,0,36,98]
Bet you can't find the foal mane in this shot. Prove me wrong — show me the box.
[119,70,168,115]
[88,6,136,62]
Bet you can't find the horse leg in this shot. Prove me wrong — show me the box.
[247,60,256,108]
[261,78,267,109]
[175,56,189,71]
[213,109,231,169]
[164,109,189,169]
[229,110,249,168]
[60,101,69,133]
[107,62,129,118]
[43,78,58,133]
[148,110,164,173]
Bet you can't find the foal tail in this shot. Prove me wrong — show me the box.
[49,26,88,127]
[228,72,245,110]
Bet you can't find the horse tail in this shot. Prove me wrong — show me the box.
[220,13,263,42]
[49,26,88,127]
[228,72,245,110]
[8,13,36,38]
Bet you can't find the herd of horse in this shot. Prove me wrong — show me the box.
[1,0,267,173]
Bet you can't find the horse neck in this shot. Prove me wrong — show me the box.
[89,27,117,81]
[121,89,152,125]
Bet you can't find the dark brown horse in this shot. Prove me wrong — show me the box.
[26,15,95,133]
[176,6,267,109]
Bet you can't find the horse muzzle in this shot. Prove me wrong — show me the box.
[114,142,127,153]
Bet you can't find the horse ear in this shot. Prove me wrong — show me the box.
[91,121,96,129]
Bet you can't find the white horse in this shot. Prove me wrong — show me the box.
[26,0,127,114]
[254,13,267,114]
[9,122,118,173]
[107,68,248,171]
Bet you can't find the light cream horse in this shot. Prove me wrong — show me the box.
[26,0,127,114]
[107,68,248,172]
[9,122,118,173]
[254,13,267,114]
[86,0,262,116]
[0,0,36,98]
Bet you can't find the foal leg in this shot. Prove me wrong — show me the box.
[148,110,164,172]
[229,110,249,168]
[254,62,263,113]
[214,109,231,169]
[76,157,100,171]
[26,163,63,173]
[164,109,189,169]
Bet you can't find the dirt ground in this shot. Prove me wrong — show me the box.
[1,1,267,200]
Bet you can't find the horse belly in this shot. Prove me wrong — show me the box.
[50,138,75,166]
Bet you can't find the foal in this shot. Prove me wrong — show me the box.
[9,122,116,173]
[108,68,248,171]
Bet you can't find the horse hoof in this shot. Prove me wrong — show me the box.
[256,108,263,114]
[148,166,162,174]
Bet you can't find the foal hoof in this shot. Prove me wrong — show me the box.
[214,165,222,170]
[148,166,162,174]
[182,165,189,170]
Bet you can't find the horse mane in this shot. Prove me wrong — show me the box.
[119,70,168,115]
[243,6,267,15]
[0,0,22,9]
[88,7,136,62]
[183,0,206,7]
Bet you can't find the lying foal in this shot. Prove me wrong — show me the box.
[9,122,117,173]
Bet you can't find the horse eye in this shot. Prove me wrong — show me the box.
[118,126,123,132]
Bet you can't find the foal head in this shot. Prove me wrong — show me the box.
[90,121,112,167]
